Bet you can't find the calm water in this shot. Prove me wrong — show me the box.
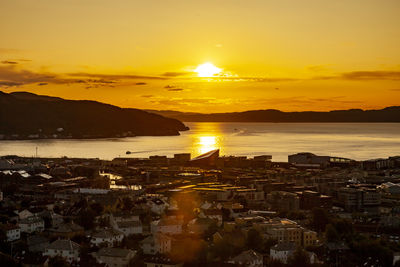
[0,123,399,162]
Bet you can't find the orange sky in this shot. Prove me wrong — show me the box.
[0,0,399,112]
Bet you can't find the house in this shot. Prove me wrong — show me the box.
[147,198,169,215]
[110,213,143,235]
[91,228,124,247]
[270,242,297,264]
[43,239,80,263]
[110,212,140,223]
[143,255,183,267]
[155,233,173,254]
[18,209,34,220]
[187,217,215,235]
[140,233,174,255]
[199,209,223,226]
[39,210,64,228]
[113,220,143,236]
[141,235,157,255]
[151,217,182,235]
[228,249,263,267]
[0,224,20,242]
[94,247,136,267]
[19,216,45,233]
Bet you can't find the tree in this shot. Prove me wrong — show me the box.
[311,208,330,232]
[90,202,104,216]
[287,248,310,267]
[325,224,339,242]
[48,256,70,267]
[246,228,263,251]
[78,208,96,230]
[122,197,134,211]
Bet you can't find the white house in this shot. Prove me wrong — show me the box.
[150,218,182,235]
[270,242,296,264]
[199,209,223,226]
[228,249,263,267]
[141,235,157,255]
[147,198,169,215]
[94,247,136,267]
[43,239,80,263]
[140,233,174,255]
[110,213,143,236]
[18,209,33,220]
[1,224,21,242]
[19,216,45,233]
[91,228,124,247]
[114,220,143,236]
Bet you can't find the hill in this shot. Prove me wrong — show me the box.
[0,91,188,139]
[147,107,400,122]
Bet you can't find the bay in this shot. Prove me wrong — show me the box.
[0,122,399,162]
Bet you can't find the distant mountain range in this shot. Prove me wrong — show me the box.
[147,107,400,122]
[0,91,188,140]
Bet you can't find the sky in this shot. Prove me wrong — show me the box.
[0,0,399,113]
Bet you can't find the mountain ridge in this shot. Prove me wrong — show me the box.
[146,106,400,122]
[0,91,188,140]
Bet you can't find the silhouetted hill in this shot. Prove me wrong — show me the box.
[0,91,188,139]
[147,107,400,122]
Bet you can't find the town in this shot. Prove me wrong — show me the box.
[1,150,400,266]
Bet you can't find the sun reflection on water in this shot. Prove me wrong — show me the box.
[191,123,223,156]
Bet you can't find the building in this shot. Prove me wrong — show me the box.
[91,228,124,247]
[298,190,332,210]
[19,216,45,233]
[270,242,297,264]
[173,153,191,164]
[228,249,263,267]
[289,152,352,168]
[110,213,143,235]
[1,224,20,242]
[141,235,157,255]
[254,218,317,247]
[266,191,300,212]
[43,239,80,263]
[189,149,219,167]
[144,256,183,267]
[94,247,136,267]
[337,187,381,212]
[113,220,143,236]
[151,218,183,235]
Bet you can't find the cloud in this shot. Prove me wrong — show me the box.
[162,71,195,77]
[340,71,400,80]
[164,85,184,91]
[167,88,184,91]
[306,65,330,73]
[314,70,400,81]
[0,81,24,87]
[69,72,167,80]
[135,82,147,85]
[141,95,153,98]
[208,77,300,82]
[37,82,48,86]
[1,60,18,65]
[390,89,400,91]
[0,65,117,88]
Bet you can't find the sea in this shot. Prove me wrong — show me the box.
[0,122,399,162]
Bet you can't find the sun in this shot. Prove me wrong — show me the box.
[195,62,221,77]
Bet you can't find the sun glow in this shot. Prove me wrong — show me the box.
[195,62,221,77]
